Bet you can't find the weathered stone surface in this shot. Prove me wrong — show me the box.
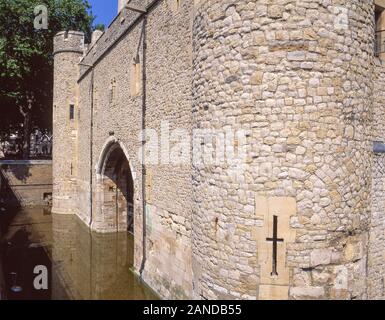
[52,0,385,300]
[0,161,52,207]
[290,287,325,300]
[310,249,332,267]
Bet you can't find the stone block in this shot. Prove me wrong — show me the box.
[310,249,332,267]
[259,285,289,300]
[290,286,325,300]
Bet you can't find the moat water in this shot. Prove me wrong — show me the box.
[0,207,158,300]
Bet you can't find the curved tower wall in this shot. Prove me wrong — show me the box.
[369,55,385,299]
[52,31,84,214]
[192,0,374,300]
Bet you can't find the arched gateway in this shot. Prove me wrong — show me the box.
[95,138,135,235]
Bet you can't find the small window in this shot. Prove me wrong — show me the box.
[131,57,141,96]
[69,104,75,120]
[43,192,52,201]
[375,2,385,56]
[109,79,116,105]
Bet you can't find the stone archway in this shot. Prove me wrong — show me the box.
[96,141,135,235]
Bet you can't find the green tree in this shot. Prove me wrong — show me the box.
[0,0,95,158]
[94,23,105,31]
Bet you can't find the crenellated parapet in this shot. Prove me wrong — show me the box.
[54,31,85,55]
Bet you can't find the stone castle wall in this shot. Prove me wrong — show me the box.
[53,0,385,300]
[0,160,52,207]
[369,59,385,299]
[55,0,195,299]
[192,0,375,300]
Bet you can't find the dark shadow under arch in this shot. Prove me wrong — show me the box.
[101,144,134,235]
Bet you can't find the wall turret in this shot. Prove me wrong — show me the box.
[52,31,84,214]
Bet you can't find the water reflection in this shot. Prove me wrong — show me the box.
[0,207,52,299]
[0,208,158,300]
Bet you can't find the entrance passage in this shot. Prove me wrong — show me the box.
[101,145,134,234]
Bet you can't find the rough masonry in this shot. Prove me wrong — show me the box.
[52,0,385,300]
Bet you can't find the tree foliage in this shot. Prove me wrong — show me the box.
[0,0,95,134]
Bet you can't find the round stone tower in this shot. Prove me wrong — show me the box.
[52,31,84,215]
[192,0,374,300]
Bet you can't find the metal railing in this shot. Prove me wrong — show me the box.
[0,132,52,160]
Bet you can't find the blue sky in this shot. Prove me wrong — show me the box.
[89,0,117,28]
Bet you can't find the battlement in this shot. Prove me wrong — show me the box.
[54,31,85,55]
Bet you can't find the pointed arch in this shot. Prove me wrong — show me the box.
[93,137,137,240]
[96,136,136,181]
